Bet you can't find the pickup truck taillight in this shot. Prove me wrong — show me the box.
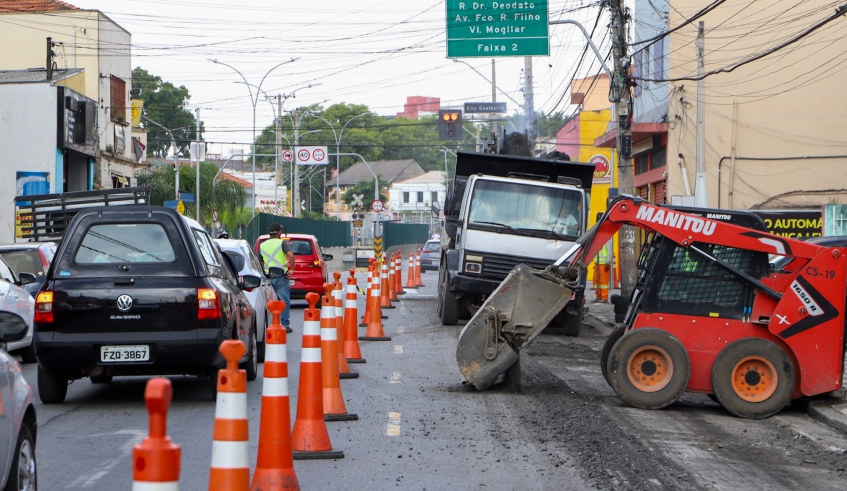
[197,288,221,320]
[312,260,322,267]
[35,291,54,323]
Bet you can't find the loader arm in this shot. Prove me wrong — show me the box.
[457,196,844,392]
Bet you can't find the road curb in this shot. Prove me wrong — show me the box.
[808,401,847,433]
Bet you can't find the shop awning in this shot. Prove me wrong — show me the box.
[594,122,668,148]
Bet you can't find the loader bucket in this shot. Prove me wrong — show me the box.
[456,264,574,390]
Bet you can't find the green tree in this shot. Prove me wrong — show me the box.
[342,178,387,206]
[135,162,247,226]
[537,110,571,139]
[131,67,201,158]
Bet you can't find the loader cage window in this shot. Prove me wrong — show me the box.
[641,241,768,320]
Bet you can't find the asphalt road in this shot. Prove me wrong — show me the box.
[23,269,847,490]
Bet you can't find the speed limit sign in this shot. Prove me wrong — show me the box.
[297,148,311,162]
[282,150,293,162]
[212,209,218,223]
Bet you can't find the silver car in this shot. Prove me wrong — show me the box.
[0,311,37,490]
[215,239,277,362]
[0,259,36,363]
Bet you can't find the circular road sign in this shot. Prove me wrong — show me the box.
[212,209,218,223]
[282,150,294,162]
[313,148,326,162]
[371,200,385,213]
[297,148,310,162]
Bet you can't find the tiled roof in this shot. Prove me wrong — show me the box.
[218,172,253,188]
[0,68,83,84]
[0,0,80,12]
[327,159,424,188]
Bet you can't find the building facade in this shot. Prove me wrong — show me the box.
[388,171,446,221]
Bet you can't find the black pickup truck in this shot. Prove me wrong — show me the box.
[33,206,260,403]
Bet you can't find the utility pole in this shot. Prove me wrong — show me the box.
[46,37,54,80]
[293,109,301,218]
[523,56,535,150]
[195,108,201,222]
[694,21,708,208]
[610,0,638,296]
[275,95,283,212]
[491,59,499,148]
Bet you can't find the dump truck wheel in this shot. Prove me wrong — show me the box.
[607,328,690,410]
[561,310,582,337]
[601,326,627,386]
[440,276,460,325]
[711,338,794,419]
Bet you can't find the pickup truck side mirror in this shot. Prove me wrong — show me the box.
[323,254,334,261]
[241,274,261,289]
[267,267,285,279]
[17,273,37,286]
[0,312,28,343]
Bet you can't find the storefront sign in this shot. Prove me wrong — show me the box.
[589,154,611,184]
[752,210,822,238]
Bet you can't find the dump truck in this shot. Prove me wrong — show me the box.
[437,151,595,335]
[457,196,847,419]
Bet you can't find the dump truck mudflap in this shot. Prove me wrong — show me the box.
[456,264,574,390]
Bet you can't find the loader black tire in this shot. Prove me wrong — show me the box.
[561,310,582,337]
[439,274,460,326]
[711,338,794,420]
[614,313,626,323]
[601,326,627,386]
[607,328,690,410]
[613,302,629,315]
[610,294,627,305]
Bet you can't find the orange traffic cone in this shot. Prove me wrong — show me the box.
[320,284,358,422]
[291,293,344,460]
[395,253,406,295]
[405,253,418,289]
[250,300,300,491]
[332,277,357,379]
[360,264,374,327]
[415,250,424,287]
[132,378,180,491]
[388,255,399,301]
[360,273,391,341]
[343,269,366,363]
[209,340,250,491]
[379,260,394,309]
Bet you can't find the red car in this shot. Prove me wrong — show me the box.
[254,233,332,299]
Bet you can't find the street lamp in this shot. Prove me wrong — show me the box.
[303,111,368,218]
[286,100,328,218]
[209,57,298,217]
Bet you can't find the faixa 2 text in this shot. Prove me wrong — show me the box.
[458,2,538,10]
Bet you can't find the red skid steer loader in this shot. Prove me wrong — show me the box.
[456,196,847,419]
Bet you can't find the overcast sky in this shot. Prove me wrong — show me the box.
[80,0,611,155]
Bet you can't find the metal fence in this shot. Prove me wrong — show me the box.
[245,213,352,248]
[383,222,430,249]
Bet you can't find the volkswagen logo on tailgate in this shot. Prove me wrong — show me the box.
[116,295,133,312]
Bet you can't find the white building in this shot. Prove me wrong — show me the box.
[388,171,446,222]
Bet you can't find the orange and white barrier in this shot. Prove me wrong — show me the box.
[405,253,417,289]
[209,341,250,491]
[388,255,398,301]
[394,253,405,296]
[291,293,344,460]
[332,278,357,379]
[360,272,391,341]
[415,250,424,287]
[250,300,300,491]
[379,260,394,309]
[132,378,180,491]
[321,284,358,422]
[344,269,366,363]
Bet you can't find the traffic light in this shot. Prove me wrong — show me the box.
[439,109,462,141]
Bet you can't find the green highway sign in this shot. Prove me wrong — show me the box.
[446,1,549,58]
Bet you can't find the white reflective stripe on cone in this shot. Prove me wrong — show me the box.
[301,347,322,363]
[321,327,337,341]
[346,285,357,294]
[214,392,247,419]
[210,440,249,468]
[303,320,321,336]
[345,299,357,308]
[132,482,180,491]
[261,376,289,397]
[321,305,334,319]
[264,344,287,363]
[371,288,380,297]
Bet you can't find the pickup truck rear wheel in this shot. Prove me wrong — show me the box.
[257,316,267,363]
[37,367,68,404]
[439,275,460,326]
[244,324,259,381]
[607,328,690,410]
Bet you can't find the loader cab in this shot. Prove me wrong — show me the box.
[622,207,771,325]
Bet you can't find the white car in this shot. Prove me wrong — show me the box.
[0,258,35,362]
[215,239,277,362]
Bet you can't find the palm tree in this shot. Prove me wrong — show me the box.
[136,162,248,226]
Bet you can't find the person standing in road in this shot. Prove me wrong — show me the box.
[259,223,296,333]
[593,242,612,302]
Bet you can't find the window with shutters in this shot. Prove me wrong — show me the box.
[417,191,424,203]
[110,76,126,122]
[431,191,438,203]
[402,192,409,203]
